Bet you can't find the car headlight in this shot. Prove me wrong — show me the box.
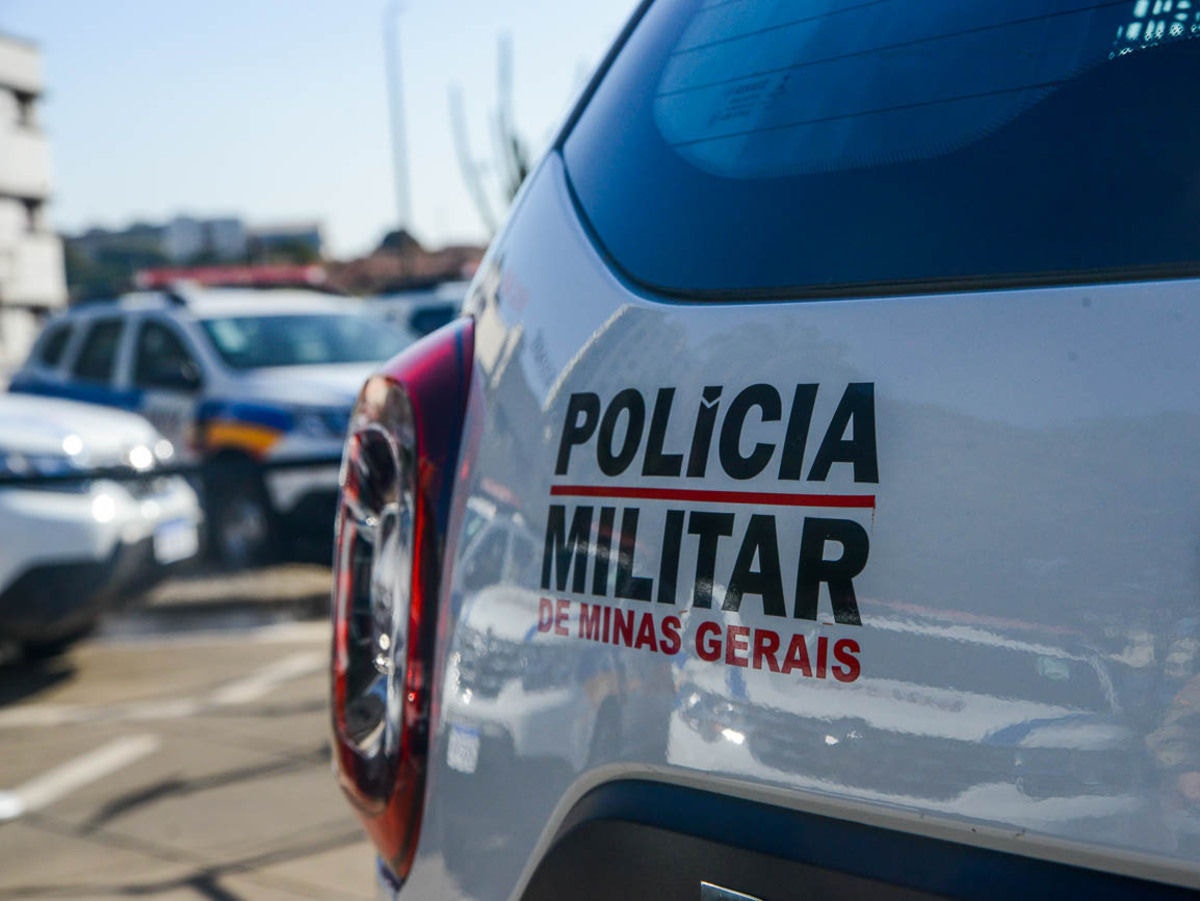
[117,440,177,499]
[0,444,89,492]
[120,439,174,472]
[125,444,157,472]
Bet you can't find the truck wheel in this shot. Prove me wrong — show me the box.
[207,462,275,569]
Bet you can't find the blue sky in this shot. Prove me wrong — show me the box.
[0,1,636,256]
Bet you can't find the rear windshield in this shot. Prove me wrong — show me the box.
[199,313,411,370]
[563,0,1200,298]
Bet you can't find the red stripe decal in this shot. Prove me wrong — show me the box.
[549,484,875,509]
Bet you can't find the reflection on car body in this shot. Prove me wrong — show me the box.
[672,602,1142,837]
[445,496,658,773]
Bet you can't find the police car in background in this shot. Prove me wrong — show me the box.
[0,393,200,655]
[330,2,1200,898]
[368,279,469,339]
[10,287,413,566]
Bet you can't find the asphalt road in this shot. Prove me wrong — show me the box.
[0,565,377,901]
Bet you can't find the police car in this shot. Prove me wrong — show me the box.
[11,287,413,566]
[330,2,1200,898]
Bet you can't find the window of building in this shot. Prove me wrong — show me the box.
[12,91,37,129]
[21,199,42,234]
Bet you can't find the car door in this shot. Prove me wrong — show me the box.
[66,316,139,409]
[130,316,204,458]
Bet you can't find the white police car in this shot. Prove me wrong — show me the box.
[0,393,200,655]
[330,2,1200,898]
[11,286,413,566]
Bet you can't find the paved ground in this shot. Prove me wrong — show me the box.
[0,565,378,901]
[146,562,333,613]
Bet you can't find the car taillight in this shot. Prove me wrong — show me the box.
[331,317,473,882]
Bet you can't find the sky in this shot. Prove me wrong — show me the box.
[0,1,638,257]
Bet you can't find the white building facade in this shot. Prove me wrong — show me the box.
[0,34,66,375]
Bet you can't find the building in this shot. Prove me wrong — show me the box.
[0,34,66,374]
[64,215,325,299]
[162,215,247,263]
[247,221,324,261]
[71,215,249,268]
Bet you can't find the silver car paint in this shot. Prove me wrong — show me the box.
[399,154,1200,897]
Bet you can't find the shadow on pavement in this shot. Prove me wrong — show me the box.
[0,822,366,900]
[0,655,75,708]
[80,743,330,834]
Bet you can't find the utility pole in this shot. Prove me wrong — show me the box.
[383,0,413,234]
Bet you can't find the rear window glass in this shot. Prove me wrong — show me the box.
[563,0,1200,297]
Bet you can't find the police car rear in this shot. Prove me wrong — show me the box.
[332,2,1200,898]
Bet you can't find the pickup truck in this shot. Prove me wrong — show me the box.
[330,2,1200,898]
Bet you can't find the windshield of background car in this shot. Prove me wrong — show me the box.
[563,0,1200,298]
[199,313,410,369]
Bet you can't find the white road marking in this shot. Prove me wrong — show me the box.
[0,697,201,730]
[98,619,331,648]
[210,650,326,706]
[0,650,327,730]
[0,705,97,729]
[249,621,331,644]
[0,733,160,820]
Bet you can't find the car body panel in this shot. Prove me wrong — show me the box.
[392,154,1200,896]
[335,1,1200,895]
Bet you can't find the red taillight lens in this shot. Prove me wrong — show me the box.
[331,318,473,881]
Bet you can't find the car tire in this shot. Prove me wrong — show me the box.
[206,460,276,569]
